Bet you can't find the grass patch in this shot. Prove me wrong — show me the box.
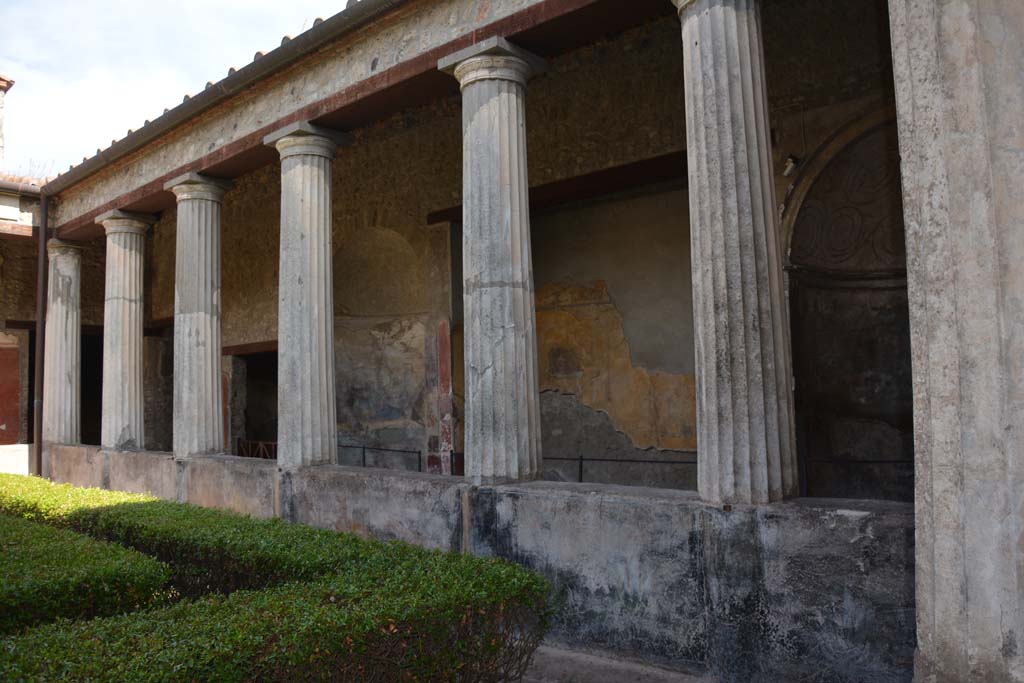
[0,514,170,635]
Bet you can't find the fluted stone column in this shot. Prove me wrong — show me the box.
[42,240,82,444]
[165,173,231,458]
[672,0,796,505]
[439,38,546,484]
[888,1,1024,680]
[264,122,347,470]
[98,210,153,450]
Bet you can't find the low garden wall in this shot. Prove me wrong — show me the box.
[41,443,916,682]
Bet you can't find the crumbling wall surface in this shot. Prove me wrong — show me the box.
[532,187,697,488]
[289,465,464,551]
[470,482,915,682]
[184,454,276,519]
[107,449,177,500]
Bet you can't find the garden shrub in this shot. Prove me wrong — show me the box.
[0,474,396,594]
[0,514,170,635]
[1,555,547,682]
[0,474,551,681]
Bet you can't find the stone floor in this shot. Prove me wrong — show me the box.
[523,646,704,683]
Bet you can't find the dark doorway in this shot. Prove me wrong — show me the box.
[243,351,277,443]
[81,333,103,445]
[785,113,914,502]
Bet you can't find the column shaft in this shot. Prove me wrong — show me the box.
[42,240,82,444]
[265,123,344,470]
[675,0,796,504]
[440,38,545,484]
[99,211,152,450]
[888,0,1024,680]
[166,174,230,458]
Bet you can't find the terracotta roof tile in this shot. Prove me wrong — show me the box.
[0,172,48,187]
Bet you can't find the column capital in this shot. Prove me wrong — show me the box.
[97,209,156,236]
[438,36,546,90]
[670,0,698,16]
[263,121,350,160]
[46,238,84,255]
[164,172,232,203]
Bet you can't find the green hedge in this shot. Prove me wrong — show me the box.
[0,514,170,635]
[0,474,551,681]
[1,552,545,682]
[0,474,398,595]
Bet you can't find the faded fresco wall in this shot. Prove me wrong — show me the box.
[532,186,697,489]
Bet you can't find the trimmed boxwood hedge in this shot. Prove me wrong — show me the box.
[0,514,170,635]
[1,550,546,682]
[0,473,404,595]
[0,475,551,681]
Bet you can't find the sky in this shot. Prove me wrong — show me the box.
[0,0,347,179]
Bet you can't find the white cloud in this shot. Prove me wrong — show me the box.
[0,0,345,178]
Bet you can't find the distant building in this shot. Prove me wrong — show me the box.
[0,73,45,447]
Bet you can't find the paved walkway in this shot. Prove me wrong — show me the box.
[524,646,705,683]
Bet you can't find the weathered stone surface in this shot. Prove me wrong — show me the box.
[184,454,276,519]
[888,0,1024,680]
[99,210,154,450]
[42,240,82,445]
[674,0,797,505]
[290,465,464,550]
[43,443,104,488]
[266,124,341,470]
[470,482,914,682]
[442,38,543,484]
[167,174,230,458]
[107,448,177,500]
